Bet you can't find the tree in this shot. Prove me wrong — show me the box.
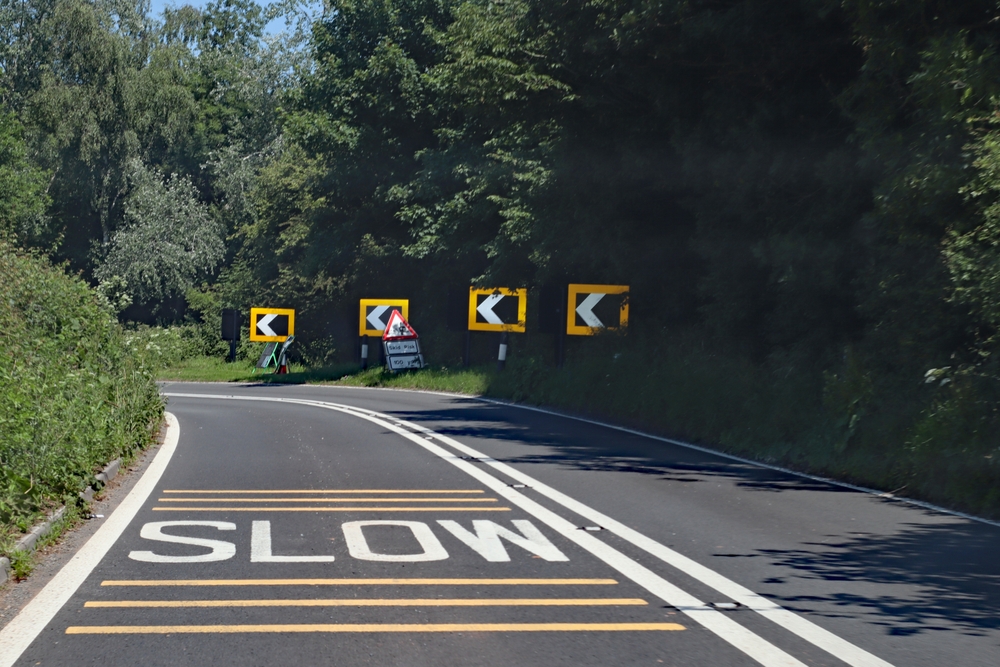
[0,110,48,240]
[95,159,224,306]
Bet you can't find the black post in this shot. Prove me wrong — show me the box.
[378,338,386,367]
[555,294,566,369]
[463,330,472,367]
[221,308,241,363]
[497,332,509,372]
[360,335,369,370]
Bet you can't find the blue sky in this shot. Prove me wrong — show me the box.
[146,1,297,36]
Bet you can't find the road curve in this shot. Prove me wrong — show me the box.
[1,381,996,666]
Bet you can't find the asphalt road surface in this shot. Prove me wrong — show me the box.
[1,382,997,666]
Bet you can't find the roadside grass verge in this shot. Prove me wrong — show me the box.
[0,243,162,552]
[156,331,1000,520]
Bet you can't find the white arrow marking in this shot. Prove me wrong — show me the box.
[476,294,505,325]
[256,314,278,337]
[576,293,606,328]
[366,305,390,330]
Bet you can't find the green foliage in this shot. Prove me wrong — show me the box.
[8,549,33,579]
[7,0,1000,519]
[95,160,225,305]
[0,241,162,533]
[0,110,48,240]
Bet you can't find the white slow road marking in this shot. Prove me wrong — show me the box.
[0,413,180,667]
[167,392,896,667]
[166,395,810,667]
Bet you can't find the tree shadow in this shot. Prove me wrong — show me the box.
[381,398,1000,636]
[381,398,847,493]
[749,522,1000,636]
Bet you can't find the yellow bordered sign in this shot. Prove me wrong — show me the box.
[359,299,409,336]
[249,307,295,342]
[468,287,527,332]
[566,284,629,336]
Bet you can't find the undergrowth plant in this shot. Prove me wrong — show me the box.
[0,243,163,544]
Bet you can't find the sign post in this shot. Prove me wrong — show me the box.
[467,287,526,371]
[566,284,629,336]
[359,299,409,367]
[221,309,241,362]
[382,309,425,372]
[248,307,295,375]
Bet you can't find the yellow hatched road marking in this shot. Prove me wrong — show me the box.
[156,498,499,503]
[151,507,510,512]
[85,598,648,608]
[66,622,684,634]
[101,578,620,587]
[162,490,485,494]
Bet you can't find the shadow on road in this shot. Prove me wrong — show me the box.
[755,523,1000,637]
[381,397,1000,638]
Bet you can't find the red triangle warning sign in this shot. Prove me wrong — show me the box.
[382,309,418,340]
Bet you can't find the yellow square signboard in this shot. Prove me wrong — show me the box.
[359,299,409,336]
[468,288,527,332]
[566,284,629,336]
[249,307,295,342]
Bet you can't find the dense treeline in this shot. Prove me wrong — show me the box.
[3,0,1000,513]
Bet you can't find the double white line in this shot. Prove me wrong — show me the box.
[166,393,893,667]
[0,394,894,667]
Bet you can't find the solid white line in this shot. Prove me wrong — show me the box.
[167,392,898,667]
[398,416,896,667]
[474,397,1000,530]
[162,381,998,529]
[164,393,807,667]
[334,399,894,667]
[0,413,180,667]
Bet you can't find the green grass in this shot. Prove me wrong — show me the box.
[158,357,264,382]
[157,338,1000,520]
[7,549,33,580]
[159,358,492,393]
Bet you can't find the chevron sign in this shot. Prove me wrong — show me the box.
[359,299,409,336]
[566,284,629,336]
[249,308,295,342]
[468,288,527,332]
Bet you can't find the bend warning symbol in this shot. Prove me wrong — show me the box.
[382,309,418,341]
[249,307,295,342]
[566,285,628,336]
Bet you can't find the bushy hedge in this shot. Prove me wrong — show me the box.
[0,243,162,537]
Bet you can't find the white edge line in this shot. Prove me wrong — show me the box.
[386,412,894,667]
[161,393,818,667]
[0,413,180,667]
[160,381,1000,529]
[164,381,997,529]
[166,392,897,667]
[474,396,1000,530]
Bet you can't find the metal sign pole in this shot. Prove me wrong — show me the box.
[361,334,369,370]
[497,332,509,372]
[556,290,566,368]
